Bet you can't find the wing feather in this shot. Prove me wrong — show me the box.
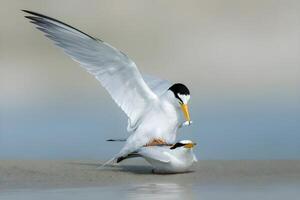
[138,147,171,163]
[23,10,158,126]
[142,74,172,97]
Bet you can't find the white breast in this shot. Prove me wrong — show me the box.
[138,99,180,143]
[118,95,181,157]
[143,148,197,173]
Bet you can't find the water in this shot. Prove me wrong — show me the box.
[1,102,300,160]
[1,182,299,200]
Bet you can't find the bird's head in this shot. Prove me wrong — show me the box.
[168,83,191,123]
[170,140,196,150]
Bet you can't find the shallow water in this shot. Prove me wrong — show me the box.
[1,182,299,200]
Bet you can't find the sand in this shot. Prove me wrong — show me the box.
[1,160,300,190]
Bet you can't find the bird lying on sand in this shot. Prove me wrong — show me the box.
[117,140,197,173]
[23,10,193,165]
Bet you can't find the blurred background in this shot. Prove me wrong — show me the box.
[0,0,299,160]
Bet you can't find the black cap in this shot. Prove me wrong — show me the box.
[168,83,190,102]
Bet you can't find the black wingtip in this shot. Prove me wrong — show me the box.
[22,9,41,17]
[22,10,58,22]
[21,9,97,41]
[21,9,30,13]
[24,16,35,20]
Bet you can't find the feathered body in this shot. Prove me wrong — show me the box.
[120,92,181,157]
[119,140,198,173]
[145,147,197,173]
[23,10,192,164]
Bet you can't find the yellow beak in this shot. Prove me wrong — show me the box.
[184,143,197,149]
[181,104,191,122]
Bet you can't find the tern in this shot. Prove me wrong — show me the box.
[23,10,192,164]
[117,140,197,173]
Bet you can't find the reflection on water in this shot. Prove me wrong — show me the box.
[1,182,300,200]
[0,183,192,200]
[127,183,194,200]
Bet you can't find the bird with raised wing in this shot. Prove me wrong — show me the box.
[23,10,193,164]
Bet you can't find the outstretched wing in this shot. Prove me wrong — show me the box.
[142,74,172,97]
[23,10,158,126]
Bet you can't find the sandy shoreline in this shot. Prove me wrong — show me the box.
[1,160,300,190]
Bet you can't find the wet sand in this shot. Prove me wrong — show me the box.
[1,160,299,190]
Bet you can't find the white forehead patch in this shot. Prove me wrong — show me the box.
[180,140,193,144]
[178,94,190,104]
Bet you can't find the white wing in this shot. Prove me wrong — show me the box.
[142,74,172,97]
[192,153,198,162]
[138,146,171,163]
[23,10,158,126]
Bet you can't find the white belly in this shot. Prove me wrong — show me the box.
[119,102,180,156]
[139,112,178,142]
[145,151,196,173]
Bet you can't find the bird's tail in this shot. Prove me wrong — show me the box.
[99,142,137,168]
[100,153,140,168]
[97,156,118,169]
